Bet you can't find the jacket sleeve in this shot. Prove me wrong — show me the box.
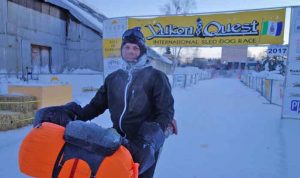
[152,72,174,131]
[77,79,108,121]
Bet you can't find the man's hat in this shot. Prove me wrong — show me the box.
[121,27,147,58]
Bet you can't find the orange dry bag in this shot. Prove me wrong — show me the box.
[19,122,139,178]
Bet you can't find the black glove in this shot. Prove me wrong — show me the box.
[137,122,165,151]
[122,122,165,175]
[33,102,82,127]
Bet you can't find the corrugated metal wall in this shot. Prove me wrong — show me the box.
[0,0,8,73]
[65,17,103,72]
[0,0,103,76]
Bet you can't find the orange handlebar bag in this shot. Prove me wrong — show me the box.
[19,122,139,178]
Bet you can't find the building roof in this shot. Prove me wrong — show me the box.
[45,0,106,34]
[147,47,173,65]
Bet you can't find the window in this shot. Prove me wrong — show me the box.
[234,62,239,70]
[41,3,50,14]
[50,6,60,18]
[33,1,42,12]
[241,63,246,70]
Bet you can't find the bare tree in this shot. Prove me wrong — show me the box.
[258,49,267,60]
[193,47,201,58]
[160,0,197,68]
[160,0,196,15]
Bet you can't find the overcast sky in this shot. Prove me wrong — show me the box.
[79,0,300,59]
[80,0,300,18]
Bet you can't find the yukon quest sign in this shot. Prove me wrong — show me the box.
[145,20,259,39]
[128,9,285,47]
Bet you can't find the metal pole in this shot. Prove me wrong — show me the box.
[261,79,264,96]
[184,74,187,88]
[270,80,273,104]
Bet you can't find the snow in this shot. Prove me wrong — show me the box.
[1,76,300,178]
[63,0,104,30]
[155,78,294,178]
[0,74,103,100]
[174,66,205,74]
[247,71,285,81]
[174,66,211,74]
[147,47,173,64]
[46,0,104,33]
[63,68,102,74]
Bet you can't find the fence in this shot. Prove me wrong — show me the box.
[240,71,284,106]
[172,68,212,88]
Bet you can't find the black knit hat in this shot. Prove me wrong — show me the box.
[121,27,147,59]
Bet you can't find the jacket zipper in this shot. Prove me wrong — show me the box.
[118,70,133,137]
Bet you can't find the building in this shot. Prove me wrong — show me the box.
[147,47,173,75]
[221,46,248,70]
[0,0,106,77]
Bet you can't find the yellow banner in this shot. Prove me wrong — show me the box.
[128,9,285,47]
[103,38,122,58]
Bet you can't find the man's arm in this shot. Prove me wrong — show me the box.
[77,81,109,121]
[152,72,174,131]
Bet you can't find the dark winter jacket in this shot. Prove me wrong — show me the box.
[78,55,174,139]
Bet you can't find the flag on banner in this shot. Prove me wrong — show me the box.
[262,21,283,36]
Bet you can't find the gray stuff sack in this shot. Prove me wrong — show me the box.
[64,120,122,156]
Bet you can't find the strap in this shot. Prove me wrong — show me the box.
[52,143,66,178]
[70,159,79,178]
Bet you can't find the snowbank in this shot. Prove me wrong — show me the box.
[248,71,284,81]
[174,66,206,74]
[63,68,102,74]
[0,74,103,98]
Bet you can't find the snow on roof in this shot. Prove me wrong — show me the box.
[45,0,106,34]
[147,47,173,65]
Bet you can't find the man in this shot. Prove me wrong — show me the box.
[33,27,176,177]
[76,27,175,177]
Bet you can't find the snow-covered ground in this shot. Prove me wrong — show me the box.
[0,73,104,99]
[156,78,300,178]
[0,76,300,178]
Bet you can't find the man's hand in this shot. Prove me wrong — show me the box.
[33,102,81,127]
[165,119,178,137]
[170,119,178,135]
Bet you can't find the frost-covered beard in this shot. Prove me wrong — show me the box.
[122,54,151,71]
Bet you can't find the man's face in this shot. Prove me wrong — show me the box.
[122,43,141,62]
